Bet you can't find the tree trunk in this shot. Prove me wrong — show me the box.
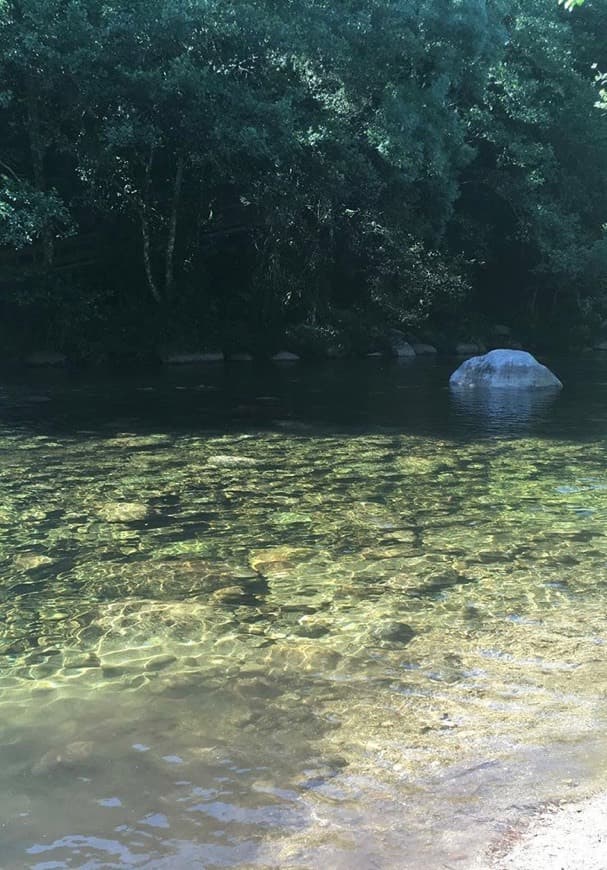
[0,159,20,182]
[551,287,560,316]
[140,146,161,304]
[140,207,161,304]
[165,153,184,299]
[529,287,538,320]
[26,91,54,268]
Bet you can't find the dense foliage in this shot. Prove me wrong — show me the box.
[1,0,606,358]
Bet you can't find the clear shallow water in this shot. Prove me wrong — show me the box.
[2,357,607,868]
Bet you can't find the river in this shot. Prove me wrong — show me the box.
[1,355,607,868]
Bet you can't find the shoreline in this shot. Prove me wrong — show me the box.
[480,791,607,869]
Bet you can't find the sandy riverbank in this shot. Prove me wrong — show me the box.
[480,792,607,869]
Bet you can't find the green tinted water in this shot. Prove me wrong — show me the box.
[2,359,607,868]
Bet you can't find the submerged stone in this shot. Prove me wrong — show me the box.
[228,352,254,361]
[387,330,416,358]
[249,546,313,574]
[371,621,416,646]
[206,454,257,468]
[31,740,95,775]
[145,654,178,672]
[96,501,150,523]
[294,616,331,638]
[454,342,484,355]
[210,585,249,604]
[13,553,54,571]
[165,351,224,363]
[105,434,172,449]
[272,350,300,362]
[25,352,67,367]
[449,349,562,389]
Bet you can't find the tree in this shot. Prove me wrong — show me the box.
[1,0,607,354]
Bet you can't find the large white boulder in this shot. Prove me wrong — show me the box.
[449,349,562,389]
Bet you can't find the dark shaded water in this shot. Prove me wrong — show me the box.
[2,355,607,868]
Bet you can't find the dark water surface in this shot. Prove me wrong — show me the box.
[2,356,607,868]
